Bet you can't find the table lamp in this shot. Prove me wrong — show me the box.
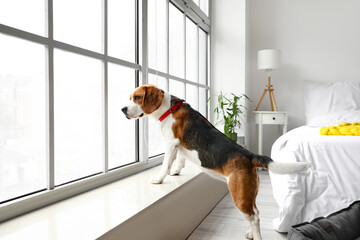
[255,49,281,111]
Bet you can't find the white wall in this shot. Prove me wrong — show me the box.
[247,0,360,155]
[210,0,247,135]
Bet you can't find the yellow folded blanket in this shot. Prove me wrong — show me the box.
[320,122,360,136]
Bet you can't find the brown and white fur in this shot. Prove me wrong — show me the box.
[122,84,309,240]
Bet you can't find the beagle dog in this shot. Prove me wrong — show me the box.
[122,84,308,240]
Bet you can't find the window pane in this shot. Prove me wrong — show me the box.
[108,63,136,169]
[54,50,103,185]
[148,74,167,91]
[148,74,167,157]
[148,0,167,72]
[108,0,136,62]
[186,18,198,83]
[0,34,46,202]
[200,0,209,16]
[169,4,184,78]
[186,84,198,110]
[199,87,207,117]
[0,0,46,36]
[169,80,184,100]
[199,29,207,85]
[54,0,102,52]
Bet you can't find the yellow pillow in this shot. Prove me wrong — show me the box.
[320,122,360,136]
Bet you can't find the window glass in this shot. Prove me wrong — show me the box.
[148,0,167,72]
[54,50,103,185]
[200,0,209,16]
[199,87,207,117]
[169,4,185,78]
[54,0,102,52]
[199,29,207,85]
[186,18,198,83]
[169,80,185,100]
[0,34,46,202]
[108,0,136,62]
[186,84,198,110]
[147,74,167,157]
[108,63,137,169]
[0,0,46,36]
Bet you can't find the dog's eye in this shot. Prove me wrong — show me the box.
[134,96,141,101]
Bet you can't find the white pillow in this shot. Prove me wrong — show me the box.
[307,110,360,127]
[303,81,360,124]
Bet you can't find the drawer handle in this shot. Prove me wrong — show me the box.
[273,117,276,120]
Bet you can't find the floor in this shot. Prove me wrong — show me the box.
[187,171,288,240]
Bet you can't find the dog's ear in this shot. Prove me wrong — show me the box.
[142,85,164,114]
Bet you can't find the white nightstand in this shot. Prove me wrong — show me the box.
[254,111,288,155]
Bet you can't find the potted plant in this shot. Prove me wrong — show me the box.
[212,92,250,142]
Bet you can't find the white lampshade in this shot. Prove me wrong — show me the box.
[257,49,281,70]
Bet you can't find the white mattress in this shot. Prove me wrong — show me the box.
[269,126,360,232]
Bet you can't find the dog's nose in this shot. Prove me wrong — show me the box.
[121,107,128,114]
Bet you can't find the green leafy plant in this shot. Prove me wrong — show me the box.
[212,92,250,142]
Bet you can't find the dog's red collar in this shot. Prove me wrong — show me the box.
[159,101,184,122]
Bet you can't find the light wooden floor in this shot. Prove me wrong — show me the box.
[187,171,288,240]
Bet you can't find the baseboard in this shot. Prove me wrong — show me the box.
[98,173,228,240]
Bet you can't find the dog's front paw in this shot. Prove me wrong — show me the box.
[151,177,163,184]
[245,229,254,239]
[169,168,181,176]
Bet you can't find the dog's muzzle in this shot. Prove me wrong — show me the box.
[122,107,144,119]
[121,107,128,114]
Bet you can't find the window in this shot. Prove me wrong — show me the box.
[108,0,136,62]
[0,0,210,221]
[186,18,198,84]
[169,4,185,78]
[108,64,137,169]
[54,50,103,185]
[148,0,167,73]
[0,34,46,202]
[53,0,103,52]
[147,1,210,158]
[194,0,209,16]
[148,74,167,157]
[199,29,208,85]
[0,0,46,36]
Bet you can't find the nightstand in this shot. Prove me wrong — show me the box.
[254,111,288,155]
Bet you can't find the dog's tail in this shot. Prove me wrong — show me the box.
[252,154,309,174]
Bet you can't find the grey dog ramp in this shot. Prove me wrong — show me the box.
[288,201,360,240]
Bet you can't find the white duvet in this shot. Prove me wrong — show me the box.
[269,126,360,232]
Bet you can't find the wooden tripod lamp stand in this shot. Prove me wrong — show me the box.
[255,49,281,111]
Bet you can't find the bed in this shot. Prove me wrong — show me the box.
[269,81,360,232]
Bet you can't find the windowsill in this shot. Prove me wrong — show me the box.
[0,162,202,240]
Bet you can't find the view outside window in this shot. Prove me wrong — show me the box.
[108,63,137,169]
[0,34,46,202]
[148,74,167,157]
[186,18,198,84]
[108,0,136,62]
[199,29,207,85]
[169,80,185,100]
[54,50,103,185]
[0,0,46,36]
[199,87,208,117]
[169,4,185,78]
[148,0,167,73]
[54,0,103,53]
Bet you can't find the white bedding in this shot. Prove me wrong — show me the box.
[269,126,360,232]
